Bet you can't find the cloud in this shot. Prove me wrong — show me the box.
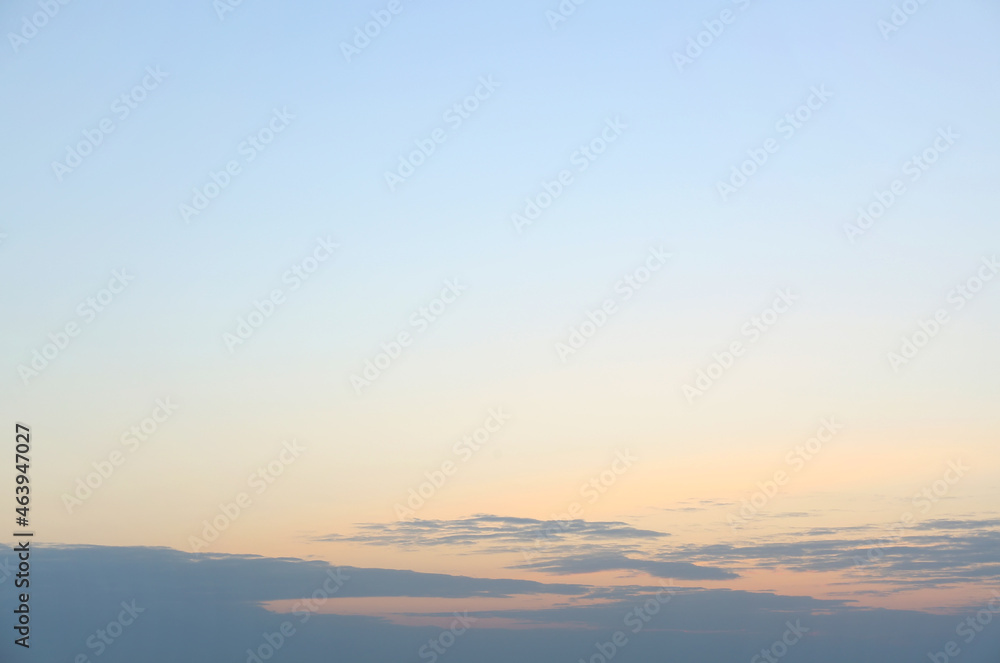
[2,544,998,663]
[316,514,1000,590]
[0,543,589,601]
[509,552,739,580]
[316,514,668,551]
[664,517,1000,587]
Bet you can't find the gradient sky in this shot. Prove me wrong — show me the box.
[2,0,999,660]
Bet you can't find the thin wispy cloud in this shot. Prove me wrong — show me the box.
[663,518,1000,587]
[510,552,739,580]
[316,514,669,551]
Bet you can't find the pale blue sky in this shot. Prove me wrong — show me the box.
[3,0,998,445]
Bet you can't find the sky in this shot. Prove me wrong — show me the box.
[1,0,999,660]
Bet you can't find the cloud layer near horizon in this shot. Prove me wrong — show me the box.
[4,543,999,663]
